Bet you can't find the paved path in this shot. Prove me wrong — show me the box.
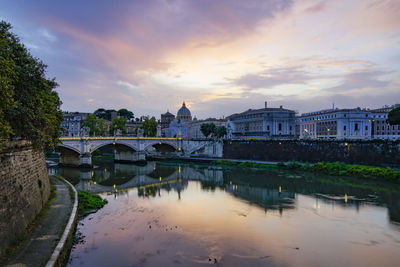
[5,176,72,267]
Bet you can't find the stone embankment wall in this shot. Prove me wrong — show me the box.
[0,142,50,258]
[224,140,400,167]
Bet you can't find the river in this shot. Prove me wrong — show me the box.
[50,159,400,267]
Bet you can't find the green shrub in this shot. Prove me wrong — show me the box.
[77,190,107,214]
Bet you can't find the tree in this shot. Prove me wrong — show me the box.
[117,108,134,119]
[214,126,227,138]
[388,106,400,125]
[94,108,117,121]
[1,21,63,149]
[200,123,216,138]
[110,116,127,135]
[82,114,108,136]
[139,116,158,137]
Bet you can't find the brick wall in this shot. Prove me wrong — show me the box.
[0,143,50,257]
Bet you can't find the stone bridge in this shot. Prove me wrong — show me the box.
[57,137,223,167]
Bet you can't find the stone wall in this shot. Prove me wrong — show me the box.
[0,142,50,258]
[223,140,400,167]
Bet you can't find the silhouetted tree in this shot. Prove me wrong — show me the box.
[388,106,400,125]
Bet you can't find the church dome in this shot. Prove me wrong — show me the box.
[176,102,192,121]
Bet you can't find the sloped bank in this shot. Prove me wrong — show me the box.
[223,139,400,167]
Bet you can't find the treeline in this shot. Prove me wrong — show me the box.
[82,108,158,137]
[0,21,63,149]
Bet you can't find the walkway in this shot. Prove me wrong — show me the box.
[5,176,73,267]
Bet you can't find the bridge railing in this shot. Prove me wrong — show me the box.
[59,137,183,141]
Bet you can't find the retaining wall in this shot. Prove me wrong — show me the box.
[0,142,50,258]
[223,140,400,167]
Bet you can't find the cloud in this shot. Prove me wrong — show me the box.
[231,66,312,90]
[304,1,326,14]
[324,70,392,93]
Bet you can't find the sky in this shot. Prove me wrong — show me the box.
[1,0,400,119]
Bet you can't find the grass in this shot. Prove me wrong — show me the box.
[211,160,400,182]
[77,190,108,214]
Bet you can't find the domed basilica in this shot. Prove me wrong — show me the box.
[176,102,192,121]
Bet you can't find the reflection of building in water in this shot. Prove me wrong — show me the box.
[226,185,295,214]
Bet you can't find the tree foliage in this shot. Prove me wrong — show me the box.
[214,126,227,138]
[388,106,400,125]
[200,123,216,138]
[110,116,127,135]
[94,108,134,121]
[0,21,63,149]
[117,108,134,119]
[138,116,158,137]
[94,108,117,121]
[82,114,107,136]
[200,123,226,138]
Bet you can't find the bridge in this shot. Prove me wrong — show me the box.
[57,137,223,167]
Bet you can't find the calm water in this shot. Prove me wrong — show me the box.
[52,160,400,267]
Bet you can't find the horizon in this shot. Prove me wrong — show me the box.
[2,0,399,118]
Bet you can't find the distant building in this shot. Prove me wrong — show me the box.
[61,112,90,137]
[188,118,226,139]
[176,102,192,121]
[165,102,193,138]
[299,107,372,139]
[226,102,296,139]
[125,120,143,136]
[371,104,400,140]
[160,111,175,129]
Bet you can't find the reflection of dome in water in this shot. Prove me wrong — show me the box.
[176,102,192,121]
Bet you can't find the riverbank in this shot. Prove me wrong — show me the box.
[211,160,400,182]
[3,176,75,267]
[148,156,400,182]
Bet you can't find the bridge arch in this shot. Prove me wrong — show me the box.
[57,144,81,155]
[89,141,138,154]
[143,141,180,153]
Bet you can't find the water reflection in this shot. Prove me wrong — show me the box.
[50,160,400,226]
[54,161,400,267]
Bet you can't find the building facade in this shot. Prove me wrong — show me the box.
[371,104,400,140]
[299,108,372,140]
[160,111,175,129]
[226,103,296,139]
[165,102,193,138]
[61,112,89,137]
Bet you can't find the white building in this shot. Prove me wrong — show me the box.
[61,112,89,137]
[226,102,296,139]
[299,108,372,140]
[371,104,400,140]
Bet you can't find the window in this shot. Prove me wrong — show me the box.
[365,125,368,131]
[344,125,346,131]
[278,123,282,131]
[355,123,359,131]
[267,125,270,131]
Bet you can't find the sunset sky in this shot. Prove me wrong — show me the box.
[2,0,399,119]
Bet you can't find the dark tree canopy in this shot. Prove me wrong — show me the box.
[200,123,216,138]
[117,108,134,119]
[0,21,63,149]
[214,126,227,138]
[388,106,400,125]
